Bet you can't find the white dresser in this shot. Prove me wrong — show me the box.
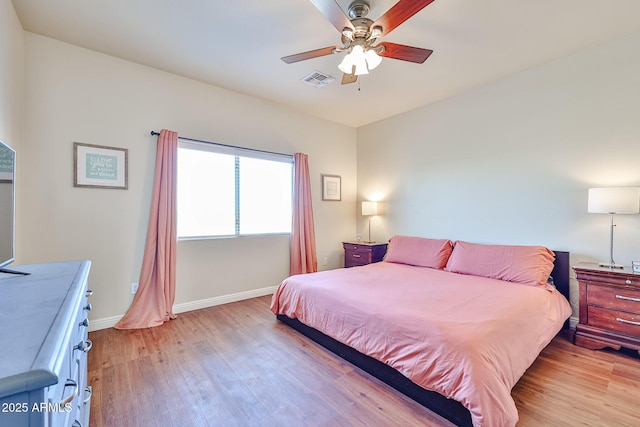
[0,261,92,427]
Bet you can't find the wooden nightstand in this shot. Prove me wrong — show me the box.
[574,263,640,355]
[343,241,388,268]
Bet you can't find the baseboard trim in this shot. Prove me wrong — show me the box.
[88,285,278,332]
[89,314,122,332]
[172,285,278,315]
[569,316,578,330]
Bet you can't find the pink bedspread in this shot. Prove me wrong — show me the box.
[270,262,571,427]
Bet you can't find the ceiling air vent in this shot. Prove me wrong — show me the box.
[302,71,335,88]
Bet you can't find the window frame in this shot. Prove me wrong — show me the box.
[177,140,294,240]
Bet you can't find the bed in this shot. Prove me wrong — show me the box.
[271,237,572,427]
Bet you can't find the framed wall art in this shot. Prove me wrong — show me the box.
[74,142,128,189]
[322,174,341,201]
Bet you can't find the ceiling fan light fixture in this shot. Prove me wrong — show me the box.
[338,52,355,74]
[353,60,369,75]
[365,48,382,70]
[339,45,369,75]
[343,44,368,75]
[350,45,366,61]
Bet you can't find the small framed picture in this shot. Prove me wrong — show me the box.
[74,142,128,189]
[322,174,341,201]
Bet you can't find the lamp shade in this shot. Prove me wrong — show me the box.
[362,201,378,216]
[338,45,381,76]
[338,54,354,74]
[588,187,640,214]
[365,49,382,70]
[350,45,369,75]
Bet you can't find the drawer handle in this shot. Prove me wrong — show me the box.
[60,379,78,406]
[74,339,93,353]
[86,289,94,297]
[84,303,92,311]
[83,386,93,404]
[616,294,640,303]
[626,279,632,285]
[352,254,361,258]
[79,318,89,328]
[616,317,640,326]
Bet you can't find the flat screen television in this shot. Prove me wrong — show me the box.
[0,139,21,274]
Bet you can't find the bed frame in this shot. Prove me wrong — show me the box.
[276,251,570,427]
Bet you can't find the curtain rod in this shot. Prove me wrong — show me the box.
[150,131,292,158]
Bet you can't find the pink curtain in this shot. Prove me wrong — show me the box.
[290,153,318,275]
[115,129,178,329]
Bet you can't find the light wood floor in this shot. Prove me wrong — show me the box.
[88,295,640,427]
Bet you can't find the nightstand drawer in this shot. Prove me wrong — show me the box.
[345,249,374,268]
[586,274,640,288]
[342,241,388,268]
[588,306,640,337]
[346,252,371,266]
[588,284,640,313]
[345,244,371,253]
[347,247,373,257]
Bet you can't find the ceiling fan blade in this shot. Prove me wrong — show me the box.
[378,42,433,63]
[373,0,436,37]
[281,46,338,64]
[341,73,358,85]
[310,0,355,33]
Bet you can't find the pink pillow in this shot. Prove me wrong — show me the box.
[445,241,555,287]
[384,235,453,269]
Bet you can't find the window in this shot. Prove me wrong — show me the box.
[177,141,293,238]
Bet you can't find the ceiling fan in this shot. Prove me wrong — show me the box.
[282,0,436,84]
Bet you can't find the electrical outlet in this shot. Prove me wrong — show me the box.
[131,282,139,294]
[323,257,328,266]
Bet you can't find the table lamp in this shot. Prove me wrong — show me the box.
[588,187,640,268]
[361,201,378,243]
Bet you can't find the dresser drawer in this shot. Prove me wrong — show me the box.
[587,284,640,313]
[45,284,92,427]
[588,306,640,337]
[45,365,76,427]
[69,288,92,427]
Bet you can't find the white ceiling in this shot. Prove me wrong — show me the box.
[11,0,640,128]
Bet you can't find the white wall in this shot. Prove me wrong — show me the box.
[357,32,640,316]
[20,33,357,325]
